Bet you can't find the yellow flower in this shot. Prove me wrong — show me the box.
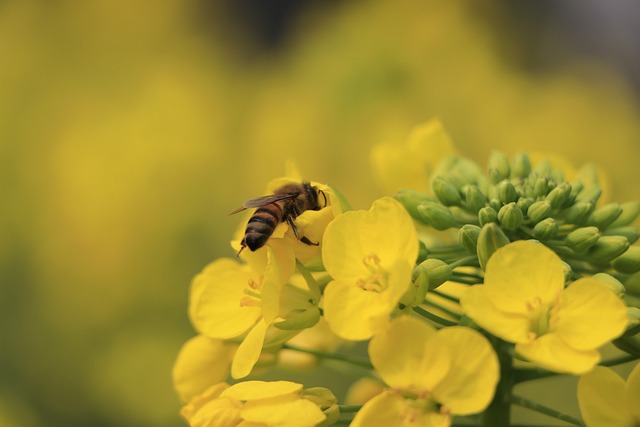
[321,197,418,340]
[351,316,498,426]
[172,335,236,403]
[577,363,640,427]
[461,240,628,374]
[189,249,312,378]
[370,119,458,195]
[180,381,331,427]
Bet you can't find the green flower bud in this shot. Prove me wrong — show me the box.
[545,183,572,209]
[416,202,456,230]
[612,246,640,274]
[497,202,524,231]
[274,306,320,330]
[592,273,626,298]
[511,151,531,178]
[565,226,600,253]
[488,151,510,183]
[561,261,573,283]
[408,267,429,306]
[576,185,602,204]
[533,218,558,240]
[610,201,640,228]
[625,272,640,298]
[478,206,498,226]
[488,198,502,211]
[477,222,510,270]
[414,258,453,290]
[587,202,623,230]
[302,387,339,427]
[497,180,518,204]
[563,201,595,225]
[395,189,437,219]
[516,197,534,215]
[459,224,482,253]
[527,200,552,223]
[588,235,630,263]
[627,307,640,327]
[532,159,553,178]
[605,226,640,245]
[533,177,549,198]
[462,185,486,213]
[417,240,428,264]
[432,176,462,206]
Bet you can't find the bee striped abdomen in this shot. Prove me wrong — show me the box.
[243,204,283,251]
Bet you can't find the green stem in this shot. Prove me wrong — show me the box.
[481,338,514,427]
[449,277,479,285]
[600,354,639,367]
[412,306,457,327]
[338,404,362,413]
[423,299,461,320]
[449,255,480,269]
[296,260,321,303]
[282,343,373,369]
[510,395,585,426]
[429,289,460,303]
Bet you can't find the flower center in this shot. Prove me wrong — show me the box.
[526,296,556,340]
[394,389,440,423]
[240,277,263,307]
[356,253,387,292]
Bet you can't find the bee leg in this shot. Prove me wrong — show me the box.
[287,217,319,246]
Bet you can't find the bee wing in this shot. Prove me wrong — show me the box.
[228,193,298,215]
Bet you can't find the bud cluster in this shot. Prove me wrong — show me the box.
[396,151,640,275]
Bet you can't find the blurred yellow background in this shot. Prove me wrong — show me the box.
[2,0,639,425]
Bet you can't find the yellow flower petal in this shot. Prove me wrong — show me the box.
[554,278,628,350]
[221,381,302,400]
[323,281,391,341]
[578,367,634,427]
[460,285,531,343]
[181,383,243,427]
[351,390,449,427]
[431,327,499,415]
[516,334,600,374]
[232,319,269,379]
[350,391,405,427]
[323,197,418,283]
[626,363,640,423]
[483,241,565,315]
[260,247,284,324]
[173,335,236,403]
[242,396,326,427]
[369,316,451,392]
[189,259,262,339]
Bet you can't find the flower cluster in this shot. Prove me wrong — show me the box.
[174,120,640,426]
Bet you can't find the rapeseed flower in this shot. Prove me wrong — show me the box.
[181,380,333,427]
[370,119,458,195]
[189,249,313,378]
[577,363,640,427]
[351,316,498,426]
[461,240,628,374]
[322,197,418,340]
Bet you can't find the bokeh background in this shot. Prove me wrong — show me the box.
[2,0,640,425]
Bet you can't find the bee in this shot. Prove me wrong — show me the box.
[230,182,327,255]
